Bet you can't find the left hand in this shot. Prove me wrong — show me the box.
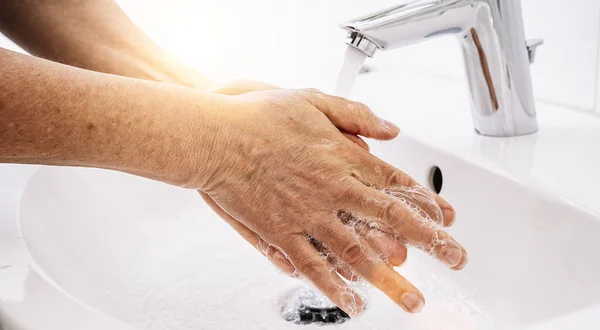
[200,79,410,278]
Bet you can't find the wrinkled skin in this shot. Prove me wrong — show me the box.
[202,80,407,277]
[186,82,468,316]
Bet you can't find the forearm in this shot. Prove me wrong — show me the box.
[0,0,212,88]
[0,48,223,186]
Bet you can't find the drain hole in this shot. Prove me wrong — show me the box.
[430,166,443,194]
[280,287,351,325]
[289,306,350,325]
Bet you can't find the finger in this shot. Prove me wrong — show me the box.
[329,243,407,279]
[258,240,298,276]
[354,158,456,227]
[198,191,296,275]
[436,194,456,227]
[336,209,407,267]
[298,88,400,140]
[332,259,358,282]
[310,238,358,282]
[366,231,408,267]
[445,236,469,271]
[283,236,366,317]
[383,186,445,227]
[308,220,425,313]
[201,189,372,277]
[337,183,468,270]
[341,131,370,151]
[378,162,456,227]
[213,79,280,95]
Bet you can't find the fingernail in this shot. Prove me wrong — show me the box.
[442,207,455,225]
[401,292,424,313]
[441,244,463,268]
[271,251,296,275]
[380,119,400,133]
[453,250,469,270]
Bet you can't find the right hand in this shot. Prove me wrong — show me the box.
[181,88,467,316]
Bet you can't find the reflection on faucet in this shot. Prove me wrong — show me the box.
[473,133,539,177]
[340,0,543,137]
[469,28,498,111]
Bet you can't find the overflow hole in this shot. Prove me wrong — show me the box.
[430,166,443,194]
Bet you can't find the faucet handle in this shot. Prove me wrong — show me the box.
[526,38,544,64]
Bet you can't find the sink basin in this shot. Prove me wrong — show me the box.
[3,133,600,329]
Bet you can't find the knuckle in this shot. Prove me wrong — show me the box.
[299,259,327,280]
[386,170,417,187]
[356,102,374,117]
[335,181,361,203]
[305,218,328,238]
[375,273,397,291]
[383,202,410,230]
[264,245,278,259]
[255,239,270,255]
[356,101,373,113]
[340,242,366,267]
[391,245,409,267]
[304,88,323,95]
[336,209,356,225]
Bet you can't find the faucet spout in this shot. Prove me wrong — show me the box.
[340,0,541,137]
[341,0,475,51]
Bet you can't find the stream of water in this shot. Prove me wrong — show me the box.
[334,45,369,98]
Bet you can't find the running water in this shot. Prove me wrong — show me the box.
[334,45,369,98]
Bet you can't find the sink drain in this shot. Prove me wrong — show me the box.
[291,305,350,325]
[280,286,351,325]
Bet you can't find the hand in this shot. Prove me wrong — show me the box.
[212,79,371,149]
[185,88,467,316]
[201,79,405,279]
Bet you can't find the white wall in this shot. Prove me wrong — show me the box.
[524,0,600,114]
[1,0,599,115]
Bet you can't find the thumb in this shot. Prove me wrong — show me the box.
[298,88,400,140]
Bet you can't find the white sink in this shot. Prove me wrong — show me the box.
[2,131,599,329]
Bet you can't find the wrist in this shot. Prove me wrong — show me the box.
[132,85,228,189]
[79,75,228,189]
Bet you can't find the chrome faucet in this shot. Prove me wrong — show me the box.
[340,0,543,137]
